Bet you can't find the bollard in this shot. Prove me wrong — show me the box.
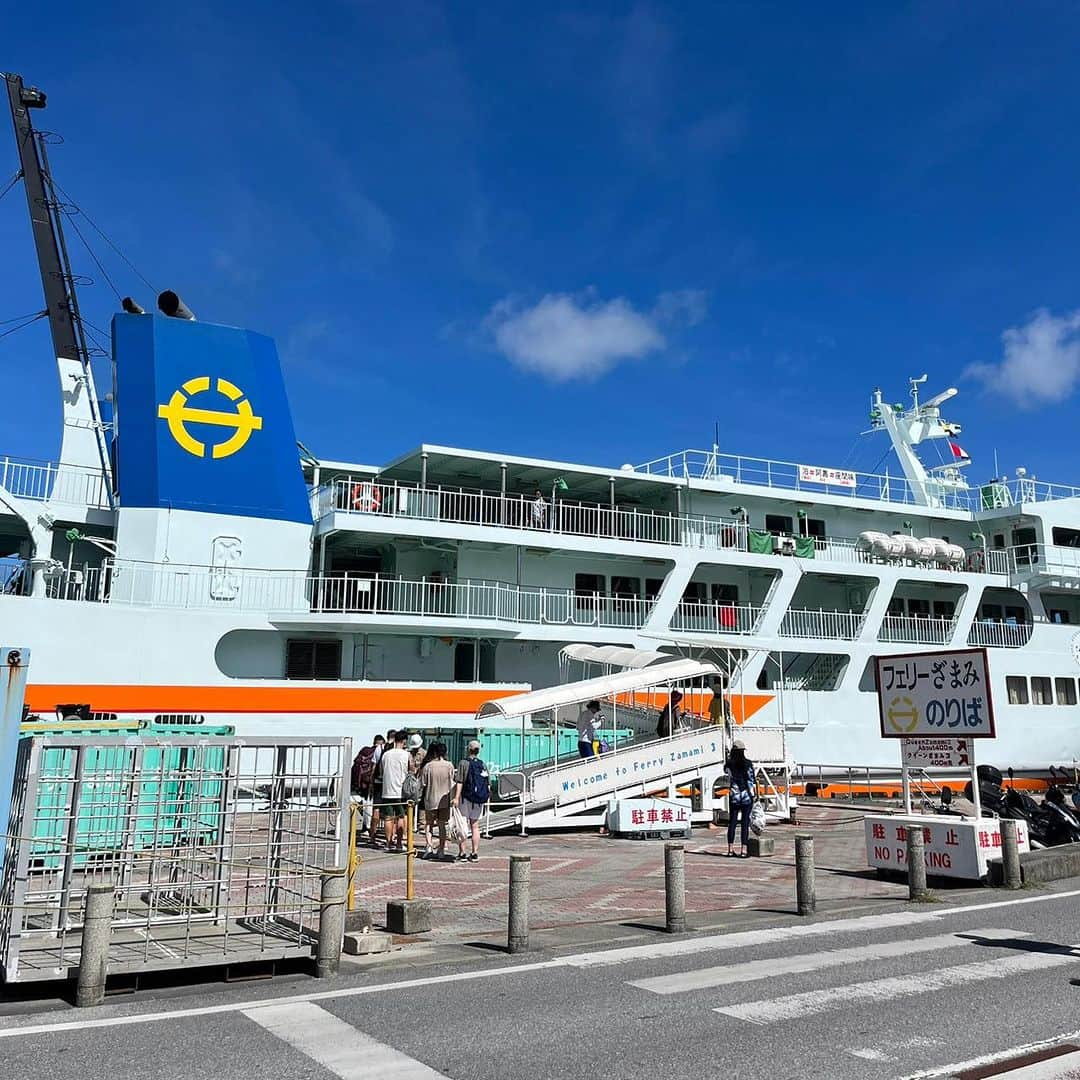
[907,824,930,901]
[316,867,347,978]
[795,834,815,916]
[405,803,415,902]
[507,855,531,954]
[664,842,686,934]
[1000,818,1022,890]
[76,881,116,1007]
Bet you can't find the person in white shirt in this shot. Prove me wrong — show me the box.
[379,731,412,853]
[531,489,547,528]
[577,700,602,758]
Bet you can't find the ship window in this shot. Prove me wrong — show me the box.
[765,514,793,536]
[153,714,206,726]
[575,573,604,596]
[1056,678,1078,706]
[1049,609,1071,625]
[611,576,641,599]
[803,518,826,540]
[454,641,475,682]
[1013,527,1038,567]
[1031,677,1052,705]
[285,639,342,680]
[645,578,665,601]
[478,641,496,682]
[1004,605,1027,625]
[908,598,930,618]
[932,600,955,619]
[992,533,1005,549]
[1006,676,1028,705]
[682,582,707,603]
[980,603,1003,622]
[887,598,905,616]
[711,583,739,604]
[1053,527,1080,548]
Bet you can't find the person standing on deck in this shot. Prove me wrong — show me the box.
[577,700,602,758]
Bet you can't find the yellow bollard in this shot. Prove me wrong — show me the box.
[347,802,360,913]
[406,802,415,902]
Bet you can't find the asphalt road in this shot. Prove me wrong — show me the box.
[6,885,1080,1080]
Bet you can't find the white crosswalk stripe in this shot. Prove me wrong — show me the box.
[629,927,1027,995]
[714,946,1080,1026]
[243,1000,448,1079]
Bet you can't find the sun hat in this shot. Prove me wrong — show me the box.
[733,739,746,750]
[407,734,424,750]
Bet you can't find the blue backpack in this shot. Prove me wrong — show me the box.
[462,758,490,804]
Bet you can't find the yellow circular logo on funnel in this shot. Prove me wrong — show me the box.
[157,377,263,459]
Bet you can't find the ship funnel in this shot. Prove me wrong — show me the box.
[121,297,145,315]
[157,290,195,320]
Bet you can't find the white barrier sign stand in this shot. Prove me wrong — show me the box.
[875,648,994,818]
[0,647,29,880]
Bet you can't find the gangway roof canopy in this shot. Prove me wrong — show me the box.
[558,644,672,670]
[476,657,721,722]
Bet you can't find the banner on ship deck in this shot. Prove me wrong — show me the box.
[874,648,995,739]
[797,464,857,488]
[0,647,29,879]
[111,313,310,523]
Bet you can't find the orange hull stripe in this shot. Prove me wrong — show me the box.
[24,684,518,716]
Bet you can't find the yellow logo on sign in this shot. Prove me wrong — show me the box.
[886,695,919,733]
[157,377,263,459]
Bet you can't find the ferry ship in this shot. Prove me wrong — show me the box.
[3,73,1079,772]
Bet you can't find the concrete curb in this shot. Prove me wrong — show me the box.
[988,842,1080,886]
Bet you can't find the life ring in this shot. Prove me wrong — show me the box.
[351,482,382,512]
[967,549,985,573]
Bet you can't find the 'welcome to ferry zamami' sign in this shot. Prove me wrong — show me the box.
[531,729,726,805]
[874,647,995,739]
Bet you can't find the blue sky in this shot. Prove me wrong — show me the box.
[4,2,1080,484]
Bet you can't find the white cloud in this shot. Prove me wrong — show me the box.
[966,308,1080,409]
[484,291,693,381]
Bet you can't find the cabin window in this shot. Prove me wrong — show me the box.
[907,598,930,618]
[992,533,1005,549]
[799,517,827,540]
[285,639,342,680]
[1031,676,1053,705]
[454,641,475,682]
[1006,676,1028,705]
[932,600,955,620]
[478,641,497,682]
[1004,605,1027,625]
[1056,678,1078,706]
[980,603,1003,622]
[765,514,793,536]
[682,581,707,603]
[610,576,641,599]
[887,598,905,616]
[1013,527,1038,566]
[711,583,739,605]
[645,577,665,601]
[1053,527,1080,548]
[1049,609,1071,625]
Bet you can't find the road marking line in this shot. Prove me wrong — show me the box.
[244,1001,447,1079]
[903,1030,1080,1079]
[629,928,1027,995]
[715,947,1080,1025]
[3,886,1080,1041]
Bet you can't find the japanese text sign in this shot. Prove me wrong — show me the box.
[798,464,856,488]
[902,737,973,768]
[875,648,995,739]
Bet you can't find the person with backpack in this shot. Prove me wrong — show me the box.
[350,735,384,846]
[725,739,756,858]
[452,739,490,862]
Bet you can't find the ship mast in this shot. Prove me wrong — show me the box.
[3,72,114,506]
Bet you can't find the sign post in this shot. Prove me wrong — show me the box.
[0,648,29,880]
[875,647,994,819]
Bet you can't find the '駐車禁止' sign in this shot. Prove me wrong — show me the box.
[875,648,995,739]
[798,464,857,488]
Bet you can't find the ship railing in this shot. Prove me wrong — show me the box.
[632,449,973,510]
[877,614,956,645]
[320,476,750,551]
[999,477,1080,505]
[967,620,1032,649]
[0,455,109,509]
[670,601,763,635]
[41,561,656,628]
[1008,543,1080,578]
[778,609,866,640]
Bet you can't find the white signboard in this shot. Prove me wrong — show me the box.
[606,797,692,836]
[798,464,857,488]
[902,737,972,769]
[875,648,995,739]
[532,728,725,805]
[865,814,1029,880]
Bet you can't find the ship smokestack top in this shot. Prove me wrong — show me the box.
[121,297,145,315]
[157,290,195,320]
